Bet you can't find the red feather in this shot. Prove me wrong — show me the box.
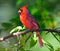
[18,5,43,46]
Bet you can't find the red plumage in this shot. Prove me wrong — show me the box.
[18,5,43,46]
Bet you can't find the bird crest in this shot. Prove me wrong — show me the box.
[21,5,28,9]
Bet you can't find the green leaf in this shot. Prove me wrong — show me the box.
[55,48,60,51]
[10,26,22,34]
[45,42,54,51]
[0,47,5,51]
[30,37,37,48]
[2,23,12,29]
[20,48,25,51]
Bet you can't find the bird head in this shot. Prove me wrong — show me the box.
[18,5,28,14]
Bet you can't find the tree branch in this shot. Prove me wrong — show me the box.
[0,28,60,42]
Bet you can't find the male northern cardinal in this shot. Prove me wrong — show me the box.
[18,5,43,46]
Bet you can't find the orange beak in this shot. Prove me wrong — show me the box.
[18,10,21,13]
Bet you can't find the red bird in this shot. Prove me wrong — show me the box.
[18,5,43,46]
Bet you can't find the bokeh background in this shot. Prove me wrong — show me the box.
[0,0,60,51]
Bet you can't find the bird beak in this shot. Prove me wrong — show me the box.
[18,10,21,13]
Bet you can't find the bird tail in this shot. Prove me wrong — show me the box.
[36,32,43,46]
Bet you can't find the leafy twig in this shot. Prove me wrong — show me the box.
[0,28,60,42]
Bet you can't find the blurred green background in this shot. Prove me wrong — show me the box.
[0,0,60,51]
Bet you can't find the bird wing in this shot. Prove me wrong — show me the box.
[26,13,39,29]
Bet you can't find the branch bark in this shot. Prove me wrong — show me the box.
[0,28,60,42]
